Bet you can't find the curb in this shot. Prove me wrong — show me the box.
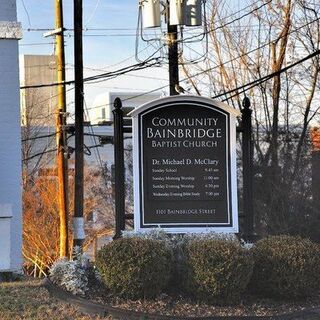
[42,279,320,320]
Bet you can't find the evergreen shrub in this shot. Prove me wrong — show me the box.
[96,237,172,299]
[183,238,254,303]
[250,235,320,299]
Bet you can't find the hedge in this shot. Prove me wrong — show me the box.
[183,238,254,304]
[96,237,172,299]
[250,235,320,299]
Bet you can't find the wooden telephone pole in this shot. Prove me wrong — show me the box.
[73,0,85,248]
[55,0,69,257]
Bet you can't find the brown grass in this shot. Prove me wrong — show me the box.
[0,278,107,320]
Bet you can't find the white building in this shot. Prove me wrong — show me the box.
[20,54,58,126]
[0,0,23,272]
[88,91,161,125]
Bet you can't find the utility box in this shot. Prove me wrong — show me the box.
[170,0,184,25]
[184,0,202,26]
[0,219,11,270]
[141,0,161,28]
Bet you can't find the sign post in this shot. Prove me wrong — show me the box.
[130,96,240,233]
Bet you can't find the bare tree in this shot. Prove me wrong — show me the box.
[181,0,320,238]
[23,165,114,276]
[22,89,115,271]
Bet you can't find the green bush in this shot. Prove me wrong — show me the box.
[183,238,254,304]
[96,237,172,299]
[250,235,320,299]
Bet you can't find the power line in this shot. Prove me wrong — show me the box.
[22,132,58,142]
[85,0,102,27]
[20,56,162,89]
[218,49,320,101]
[67,33,152,37]
[24,27,138,32]
[19,43,55,46]
[24,25,273,32]
[21,63,57,69]
[83,95,109,187]
[67,63,167,81]
[24,28,53,31]
[23,148,57,162]
[20,10,319,113]
[89,46,320,113]
[20,87,75,111]
[76,1,274,108]
[84,62,162,86]
[82,14,320,112]
[207,0,267,23]
[99,42,158,69]
[20,0,32,27]
[179,0,273,43]
[107,16,320,107]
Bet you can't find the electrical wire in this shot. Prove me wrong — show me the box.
[20,56,162,89]
[83,95,109,186]
[178,0,273,44]
[24,25,283,32]
[115,16,320,106]
[19,43,55,46]
[22,132,58,142]
[20,0,32,27]
[20,9,320,114]
[22,148,57,162]
[78,64,167,81]
[218,49,320,101]
[88,43,320,113]
[68,33,161,37]
[76,16,320,107]
[20,1,279,91]
[85,0,102,28]
[20,87,75,111]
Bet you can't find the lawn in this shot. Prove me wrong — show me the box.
[1,278,320,320]
[0,278,105,320]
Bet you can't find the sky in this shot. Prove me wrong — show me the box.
[16,0,244,112]
[17,0,170,110]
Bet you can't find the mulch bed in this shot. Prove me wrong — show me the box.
[44,279,320,319]
[85,279,320,319]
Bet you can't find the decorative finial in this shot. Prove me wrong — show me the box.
[114,97,122,110]
[242,96,251,110]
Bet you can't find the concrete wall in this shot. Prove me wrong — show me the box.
[20,55,58,126]
[0,0,22,272]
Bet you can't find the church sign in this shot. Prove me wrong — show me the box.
[129,96,240,233]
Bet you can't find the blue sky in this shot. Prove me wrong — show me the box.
[17,0,170,108]
[17,0,244,108]
[18,1,139,61]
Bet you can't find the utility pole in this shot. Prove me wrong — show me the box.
[167,1,179,96]
[242,96,254,241]
[73,0,85,249]
[55,0,69,258]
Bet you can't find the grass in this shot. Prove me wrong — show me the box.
[1,278,319,320]
[0,278,106,320]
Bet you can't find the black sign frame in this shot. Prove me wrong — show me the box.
[130,96,240,233]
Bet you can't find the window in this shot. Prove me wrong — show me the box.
[101,108,106,119]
